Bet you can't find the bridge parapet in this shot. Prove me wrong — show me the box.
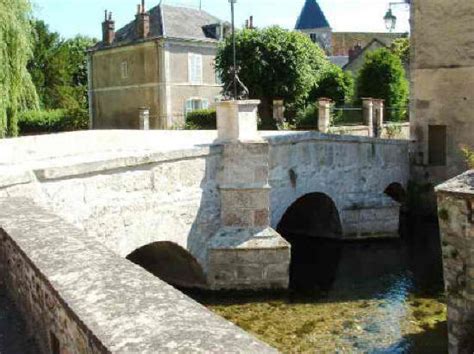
[0,198,274,353]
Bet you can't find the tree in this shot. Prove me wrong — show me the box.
[0,0,39,137]
[215,26,330,128]
[356,48,409,121]
[390,37,410,66]
[28,21,95,110]
[28,20,66,109]
[308,64,354,106]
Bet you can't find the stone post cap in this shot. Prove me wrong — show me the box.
[216,100,262,143]
[139,107,150,112]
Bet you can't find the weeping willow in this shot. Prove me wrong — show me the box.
[0,0,39,137]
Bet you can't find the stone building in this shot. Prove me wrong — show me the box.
[88,2,228,129]
[411,0,474,185]
[295,0,406,69]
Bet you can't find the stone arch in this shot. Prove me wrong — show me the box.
[384,182,407,204]
[126,241,207,289]
[276,193,343,290]
[277,193,343,239]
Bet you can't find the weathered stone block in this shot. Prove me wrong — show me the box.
[207,227,290,290]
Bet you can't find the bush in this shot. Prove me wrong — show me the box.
[295,104,318,129]
[461,145,474,169]
[356,48,409,121]
[185,109,217,130]
[18,108,88,135]
[309,65,354,106]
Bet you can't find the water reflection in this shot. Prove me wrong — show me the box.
[189,216,448,353]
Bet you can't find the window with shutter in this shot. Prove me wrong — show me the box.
[185,98,209,115]
[188,53,203,84]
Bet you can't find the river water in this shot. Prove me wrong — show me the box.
[189,217,448,353]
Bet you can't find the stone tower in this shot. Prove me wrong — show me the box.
[295,0,332,55]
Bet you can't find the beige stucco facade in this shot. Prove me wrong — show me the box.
[411,0,474,184]
[89,39,223,130]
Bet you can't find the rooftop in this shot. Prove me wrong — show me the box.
[94,4,223,50]
[295,0,330,30]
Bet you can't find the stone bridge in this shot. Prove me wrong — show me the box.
[0,101,410,293]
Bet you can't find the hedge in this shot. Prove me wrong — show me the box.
[185,109,217,130]
[18,108,89,135]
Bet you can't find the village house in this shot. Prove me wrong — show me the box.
[87,1,228,129]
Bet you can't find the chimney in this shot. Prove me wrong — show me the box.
[249,16,254,29]
[348,43,362,61]
[136,0,150,39]
[245,19,249,29]
[102,10,115,45]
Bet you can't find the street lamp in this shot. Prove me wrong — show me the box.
[384,1,410,32]
[384,8,397,32]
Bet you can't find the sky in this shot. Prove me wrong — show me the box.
[31,0,410,39]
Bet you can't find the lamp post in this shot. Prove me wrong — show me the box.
[224,0,249,100]
[229,0,237,100]
[384,1,410,32]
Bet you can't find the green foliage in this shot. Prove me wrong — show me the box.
[356,48,409,121]
[308,65,354,106]
[390,37,410,66]
[185,109,217,130]
[28,20,95,111]
[0,0,39,137]
[18,108,88,135]
[216,26,330,128]
[460,145,474,169]
[295,104,318,129]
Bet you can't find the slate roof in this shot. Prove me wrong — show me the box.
[94,4,223,50]
[329,55,349,68]
[295,0,330,30]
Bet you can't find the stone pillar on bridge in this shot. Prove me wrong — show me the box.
[318,98,332,133]
[362,98,374,137]
[209,100,290,290]
[373,99,384,138]
[436,171,474,353]
[273,99,285,126]
[138,107,150,130]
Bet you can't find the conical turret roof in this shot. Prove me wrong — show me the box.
[295,0,330,30]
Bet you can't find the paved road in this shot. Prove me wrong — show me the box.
[0,285,38,354]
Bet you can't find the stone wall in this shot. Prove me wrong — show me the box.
[267,132,410,239]
[329,123,411,140]
[436,171,474,353]
[411,0,474,184]
[0,198,274,353]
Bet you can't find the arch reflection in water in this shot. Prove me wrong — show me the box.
[277,193,343,290]
[126,241,207,289]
